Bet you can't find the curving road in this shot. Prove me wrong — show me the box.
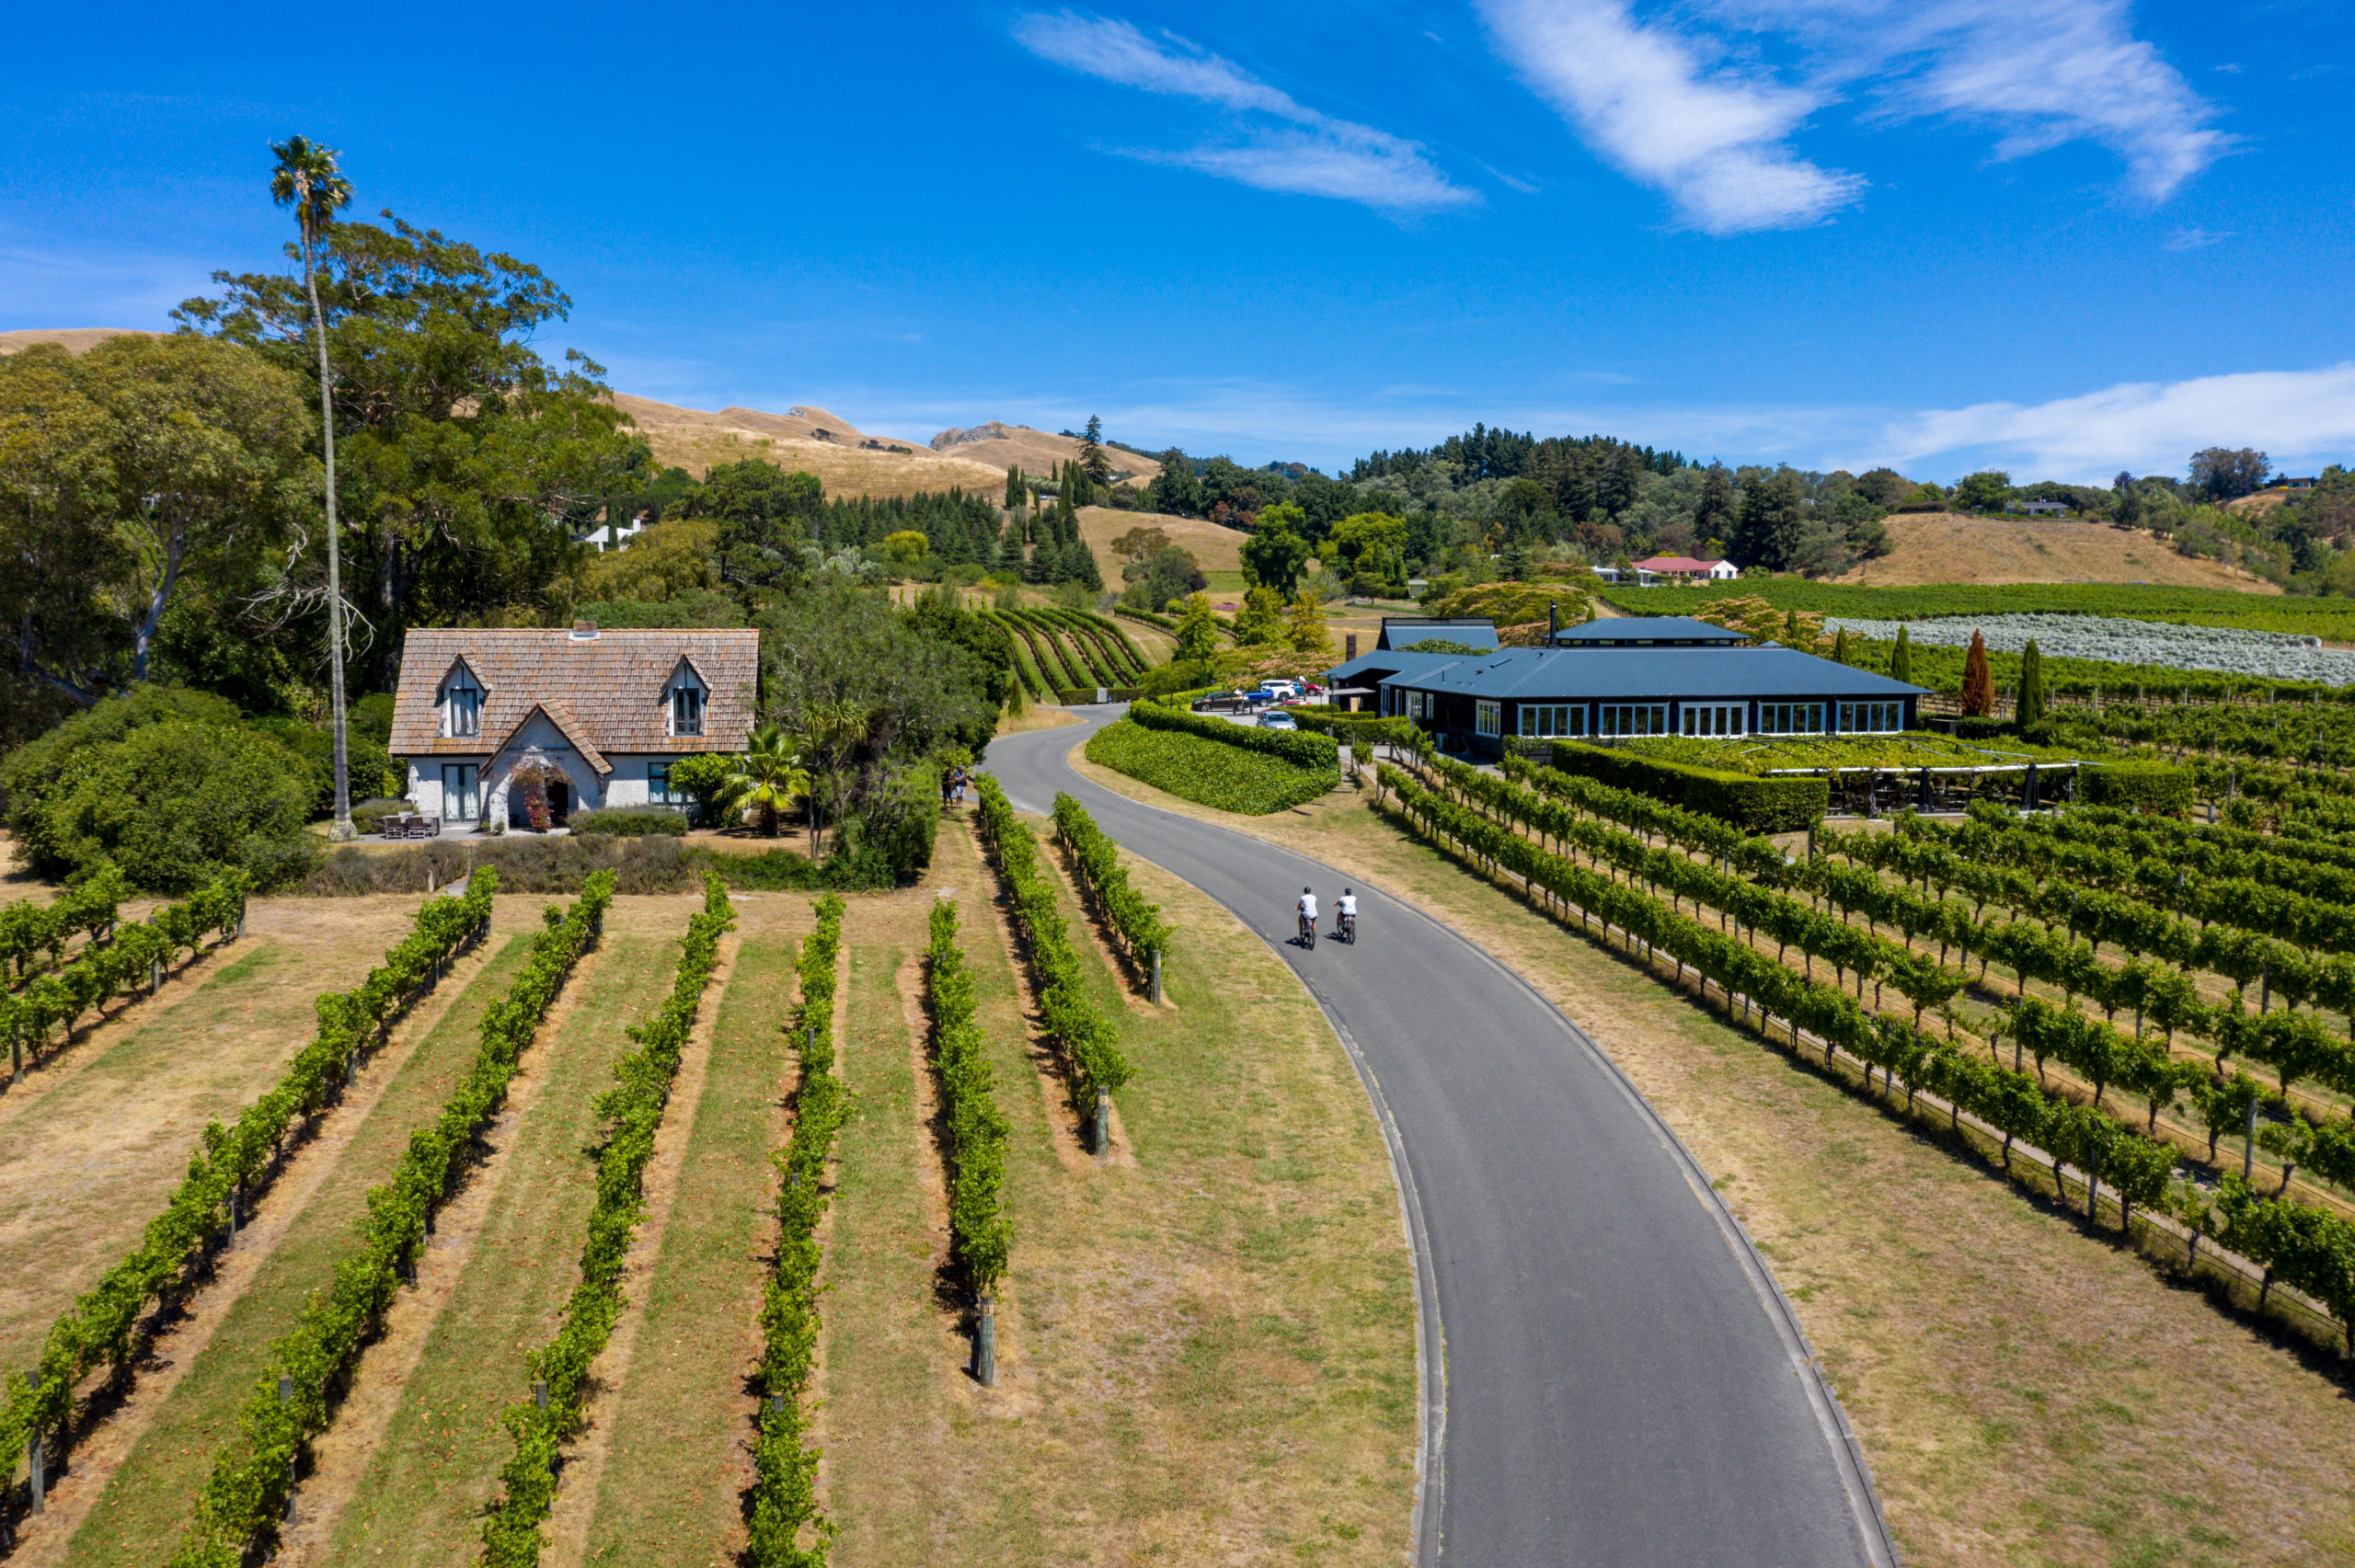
[988,708,1895,1568]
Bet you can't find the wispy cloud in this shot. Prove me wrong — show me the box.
[1477,0,1865,233]
[1013,13,1477,212]
[1478,0,2226,230]
[2163,227,2230,250]
[1865,364,2355,482]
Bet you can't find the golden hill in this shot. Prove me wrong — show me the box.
[1831,512,2280,593]
[931,421,1162,486]
[0,327,152,355]
[612,394,1013,498]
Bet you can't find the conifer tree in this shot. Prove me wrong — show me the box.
[2016,638,2046,725]
[1082,414,1111,486]
[1961,629,1994,716]
[1832,626,1850,664]
[1891,624,1913,684]
[1005,464,1024,509]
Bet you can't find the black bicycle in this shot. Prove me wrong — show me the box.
[1298,910,1316,950]
[1338,910,1356,944]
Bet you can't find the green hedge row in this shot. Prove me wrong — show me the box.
[1129,694,1341,770]
[568,806,690,837]
[2,869,247,1071]
[1085,720,1337,815]
[1381,770,2355,1352]
[1056,685,1143,704]
[924,898,1013,1296]
[481,873,734,1564]
[1051,791,1171,973]
[166,870,606,1567]
[0,872,470,1525]
[0,864,125,977]
[748,894,848,1567]
[973,774,1132,1101]
[2079,761,2194,814]
[1543,738,1828,832]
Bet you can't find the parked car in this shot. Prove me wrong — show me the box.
[1258,711,1299,730]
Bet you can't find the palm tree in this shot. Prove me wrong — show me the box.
[724,725,811,838]
[270,136,356,839]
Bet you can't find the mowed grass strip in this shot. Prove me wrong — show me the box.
[321,934,681,1567]
[55,933,535,1567]
[577,935,798,1566]
[819,822,1416,1566]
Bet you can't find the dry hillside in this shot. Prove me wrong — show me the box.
[1074,506,1242,577]
[612,394,1012,498]
[0,327,152,355]
[1831,512,2280,593]
[931,421,1162,486]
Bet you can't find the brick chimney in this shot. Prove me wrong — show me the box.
[569,619,600,640]
[1345,632,1359,659]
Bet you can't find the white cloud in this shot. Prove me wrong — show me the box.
[1866,364,2355,482]
[2163,227,2230,251]
[1477,0,1864,233]
[1479,0,2224,230]
[1014,13,1477,212]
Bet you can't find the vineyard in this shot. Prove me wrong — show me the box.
[1365,739,2355,1357]
[0,798,1415,1562]
[1600,579,2355,643]
[983,605,1155,703]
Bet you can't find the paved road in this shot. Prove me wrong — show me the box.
[987,709,1893,1568]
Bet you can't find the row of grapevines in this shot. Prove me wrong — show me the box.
[1074,608,1150,675]
[972,775,1132,1098]
[1051,791,1170,973]
[987,611,1055,702]
[2071,802,2355,879]
[1,869,247,1070]
[1380,767,2355,1353]
[1008,609,1087,690]
[1050,607,1147,681]
[1023,608,1121,687]
[166,871,609,1567]
[0,864,125,980]
[1497,751,1786,877]
[747,894,847,1568]
[0,870,469,1488]
[1130,694,1340,769]
[924,899,1012,1295]
[479,872,734,1564]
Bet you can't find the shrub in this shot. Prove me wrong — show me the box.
[1545,739,1827,832]
[349,797,413,835]
[1,686,245,872]
[32,720,316,892]
[666,752,737,824]
[1056,685,1143,704]
[840,761,939,878]
[2079,761,2193,814]
[569,805,689,837]
[1086,719,1337,814]
[1129,694,1341,769]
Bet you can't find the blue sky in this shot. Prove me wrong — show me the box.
[5,1,2349,484]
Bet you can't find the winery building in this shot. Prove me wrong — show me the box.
[1324,616,1928,759]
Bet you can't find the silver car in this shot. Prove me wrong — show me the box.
[1258,711,1299,730]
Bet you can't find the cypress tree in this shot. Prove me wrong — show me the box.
[1891,624,1913,684]
[1961,630,1994,717]
[2017,638,2046,726]
[1832,626,1850,665]
[1005,464,1024,509]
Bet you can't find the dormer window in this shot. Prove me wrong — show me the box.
[442,667,483,738]
[669,674,706,737]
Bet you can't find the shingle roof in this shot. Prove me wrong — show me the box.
[388,627,760,757]
[1386,646,1927,702]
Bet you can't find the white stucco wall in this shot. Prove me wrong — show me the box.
[408,748,691,824]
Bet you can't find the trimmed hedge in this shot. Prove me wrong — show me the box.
[1056,685,1143,704]
[1545,739,1827,833]
[1130,695,1341,770]
[567,806,689,837]
[1086,720,1338,815]
[2079,761,2193,815]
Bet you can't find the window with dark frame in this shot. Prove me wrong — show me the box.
[672,681,704,737]
[443,670,482,738]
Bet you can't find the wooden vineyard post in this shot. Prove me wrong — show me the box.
[536,1381,554,1474]
[1094,1087,1110,1156]
[2245,1098,2259,1184]
[1151,949,1164,1006]
[25,1376,41,1516]
[10,1021,20,1088]
[279,1375,296,1519]
[975,1295,997,1387]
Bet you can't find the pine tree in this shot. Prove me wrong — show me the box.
[1005,464,1025,509]
[1961,629,1994,716]
[1832,626,1851,664]
[1694,462,1736,551]
[1891,624,1913,684]
[2017,638,2046,725]
[1081,415,1111,486]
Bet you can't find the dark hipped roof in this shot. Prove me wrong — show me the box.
[389,627,760,757]
[1377,616,1499,652]
[1323,648,1470,685]
[1385,645,1927,702]
[1550,616,1747,647]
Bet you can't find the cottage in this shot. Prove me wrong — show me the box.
[1327,617,1925,760]
[1630,554,1740,583]
[387,622,759,829]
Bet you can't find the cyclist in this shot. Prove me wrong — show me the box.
[1336,887,1358,943]
[1295,886,1318,947]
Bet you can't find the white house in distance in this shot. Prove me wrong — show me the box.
[388,623,758,828]
[1632,555,1740,583]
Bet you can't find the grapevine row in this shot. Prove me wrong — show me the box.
[479,873,734,1564]
[972,775,1132,1103]
[747,894,847,1568]
[924,899,1013,1297]
[1051,792,1170,980]
[0,871,472,1503]
[0,865,125,980]
[166,870,609,1567]
[1380,766,2355,1352]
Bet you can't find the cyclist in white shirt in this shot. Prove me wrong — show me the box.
[1335,887,1358,943]
[1296,887,1318,944]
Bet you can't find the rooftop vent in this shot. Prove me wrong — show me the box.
[570,620,600,640]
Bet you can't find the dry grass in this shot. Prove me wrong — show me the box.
[1832,514,2281,592]
[810,815,1416,1565]
[1064,743,2355,1566]
[1077,506,1245,577]
[996,705,1085,737]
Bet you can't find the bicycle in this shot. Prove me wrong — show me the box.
[1337,910,1356,944]
[1298,911,1316,951]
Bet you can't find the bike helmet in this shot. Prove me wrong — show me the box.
[1304,887,1313,894]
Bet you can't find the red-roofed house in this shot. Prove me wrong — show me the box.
[387,622,759,829]
[1632,555,1740,583]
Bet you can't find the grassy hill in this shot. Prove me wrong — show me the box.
[1831,512,2277,593]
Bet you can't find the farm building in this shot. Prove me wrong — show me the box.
[1631,554,1740,582]
[1325,616,1927,758]
[388,623,758,828]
